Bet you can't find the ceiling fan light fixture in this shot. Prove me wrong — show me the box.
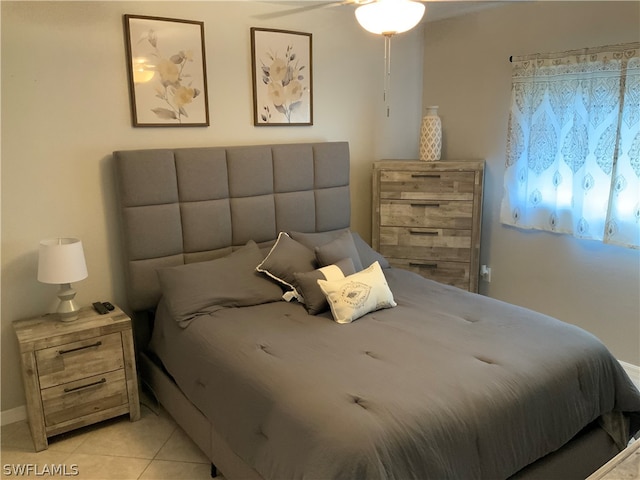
[355,0,425,36]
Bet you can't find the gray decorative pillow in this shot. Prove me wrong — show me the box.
[315,230,364,271]
[256,232,317,301]
[351,232,390,269]
[291,229,389,269]
[293,258,356,315]
[290,228,349,250]
[157,240,283,328]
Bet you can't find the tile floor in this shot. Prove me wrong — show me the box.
[1,395,219,479]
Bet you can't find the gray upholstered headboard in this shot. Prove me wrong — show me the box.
[114,142,350,313]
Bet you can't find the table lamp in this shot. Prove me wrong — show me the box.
[37,238,88,321]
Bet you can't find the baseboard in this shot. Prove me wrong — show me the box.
[619,360,640,389]
[1,405,26,426]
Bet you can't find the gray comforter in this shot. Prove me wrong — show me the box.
[150,268,640,479]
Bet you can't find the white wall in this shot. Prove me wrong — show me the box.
[422,1,640,365]
[1,1,424,413]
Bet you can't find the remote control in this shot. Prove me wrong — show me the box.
[103,302,115,311]
[92,302,109,315]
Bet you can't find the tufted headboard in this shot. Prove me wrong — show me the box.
[114,142,351,314]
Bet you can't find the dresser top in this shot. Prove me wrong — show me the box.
[374,160,484,171]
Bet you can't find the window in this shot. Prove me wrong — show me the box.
[500,43,639,249]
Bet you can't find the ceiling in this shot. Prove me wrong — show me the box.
[422,1,509,22]
[258,1,516,23]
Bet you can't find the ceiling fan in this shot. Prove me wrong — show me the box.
[258,0,428,116]
[257,0,426,36]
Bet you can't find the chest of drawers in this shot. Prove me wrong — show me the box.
[13,305,140,451]
[372,160,484,292]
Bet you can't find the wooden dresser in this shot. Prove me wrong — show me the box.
[372,160,484,292]
[13,305,140,451]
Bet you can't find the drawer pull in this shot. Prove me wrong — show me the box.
[410,203,440,208]
[410,262,438,269]
[410,174,441,179]
[409,230,439,236]
[58,341,102,356]
[63,378,106,393]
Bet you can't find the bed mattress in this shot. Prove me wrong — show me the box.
[150,267,640,479]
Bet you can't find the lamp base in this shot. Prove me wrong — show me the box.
[57,283,81,322]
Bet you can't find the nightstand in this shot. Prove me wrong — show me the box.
[587,440,640,479]
[13,304,140,452]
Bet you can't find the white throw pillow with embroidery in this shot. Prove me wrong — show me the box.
[317,261,396,324]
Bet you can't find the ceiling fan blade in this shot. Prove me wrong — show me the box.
[254,0,377,20]
[253,1,349,20]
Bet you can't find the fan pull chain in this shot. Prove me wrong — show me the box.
[384,34,392,117]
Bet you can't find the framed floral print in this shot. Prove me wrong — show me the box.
[124,14,209,127]
[251,28,313,126]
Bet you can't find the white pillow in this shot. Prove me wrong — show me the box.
[317,261,396,324]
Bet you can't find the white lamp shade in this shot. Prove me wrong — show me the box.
[38,238,88,284]
[355,0,425,36]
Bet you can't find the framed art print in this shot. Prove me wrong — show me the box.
[124,14,209,127]
[251,28,313,126]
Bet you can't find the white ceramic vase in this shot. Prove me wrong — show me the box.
[419,106,442,161]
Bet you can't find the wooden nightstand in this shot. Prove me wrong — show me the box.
[13,305,140,452]
[587,440,640,479]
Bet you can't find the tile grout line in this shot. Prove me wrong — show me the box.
[136,423,179,479]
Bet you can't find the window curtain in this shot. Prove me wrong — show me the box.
[500,43,640,249]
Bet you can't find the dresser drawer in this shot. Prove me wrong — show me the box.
[380,170,475,201]
[379,226,472,262]
[36,332,124,389]
[41,369,128,427]
[388,258,471,290]
[380,200,474,229]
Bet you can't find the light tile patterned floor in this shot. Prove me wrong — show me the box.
[1,397,220,479]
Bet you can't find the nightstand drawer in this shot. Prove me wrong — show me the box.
[379,226,472,262]
[36,332,124,389]
[41,369,128,427]
[380,200,474,229]
[380,170,475,201]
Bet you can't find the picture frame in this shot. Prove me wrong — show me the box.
[124,14,209,127]
[251,28,313,126]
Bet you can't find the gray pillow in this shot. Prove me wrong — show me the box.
[256,232,317,300]
[157,240,283,328]
[291,229,389,269]
[351,232,390,269]
[290,228,349,250]
[315,230,364,271]
[293,258,356,315]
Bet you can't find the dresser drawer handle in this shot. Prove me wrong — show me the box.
[58,341,102,356]
[410,174,441,179]
[63,378,106,393]
[409,230,439,236]
[410,203,440,208]
[410,262,438,269]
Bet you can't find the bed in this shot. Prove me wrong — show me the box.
[113,142,640,479]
